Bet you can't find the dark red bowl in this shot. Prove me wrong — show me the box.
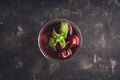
[38,19,82,61]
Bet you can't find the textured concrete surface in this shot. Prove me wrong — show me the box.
[0,0,120,80]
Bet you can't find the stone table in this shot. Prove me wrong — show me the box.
[0,0,120,80]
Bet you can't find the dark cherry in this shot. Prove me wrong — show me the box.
[68,22,73,36]
[60,49,72,59]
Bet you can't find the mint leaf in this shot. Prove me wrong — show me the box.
[56,36,62,43]
[52,29,59,38]
[49,21,69,49]
[59,37,66,48]
[61,21,68,39]
[49,38,56,47]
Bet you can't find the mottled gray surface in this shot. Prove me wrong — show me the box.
[0,0,120,80]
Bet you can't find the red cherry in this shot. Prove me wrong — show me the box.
[60,49,72,59]
[70,35,79,47]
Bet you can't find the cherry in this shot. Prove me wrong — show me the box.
[60,49,72,59]
[70,35,79,47]
[68,23,72,36]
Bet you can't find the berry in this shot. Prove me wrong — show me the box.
[70,35,79,47]
[60,49,72,58]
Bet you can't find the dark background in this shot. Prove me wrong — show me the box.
[0,0,120,80]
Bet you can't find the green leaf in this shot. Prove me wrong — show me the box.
[49,38,56,47]
[52,29,59,38]
[56,36,62,43]
[61,21,68,39]
[59,37,66,48]
[49,21,69,49]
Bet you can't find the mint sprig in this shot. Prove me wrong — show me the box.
[49,21,68,48]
